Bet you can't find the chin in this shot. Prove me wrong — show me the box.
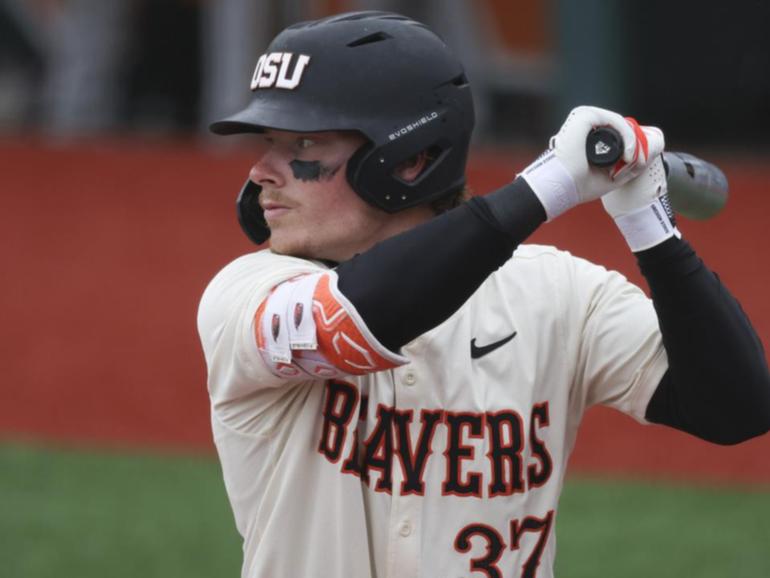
[267,239,298,256]
[268,232,316,259]
[268,226,357,262]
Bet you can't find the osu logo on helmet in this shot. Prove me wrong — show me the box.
[251,52,311,91]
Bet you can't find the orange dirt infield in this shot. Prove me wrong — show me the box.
[1,138,768,483]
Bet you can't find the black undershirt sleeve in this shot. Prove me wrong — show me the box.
[335,178,770,446]
[638,237,770,444]
[336,178,546,351]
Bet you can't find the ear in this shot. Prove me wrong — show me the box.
[394,151,429,182]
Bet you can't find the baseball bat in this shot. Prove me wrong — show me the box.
[586,127,729,220]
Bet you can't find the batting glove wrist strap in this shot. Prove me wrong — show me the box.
[520,151,579,221]
[612,197,681,252]
[603,156,680,252]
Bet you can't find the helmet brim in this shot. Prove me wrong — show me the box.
[209,97,361,136]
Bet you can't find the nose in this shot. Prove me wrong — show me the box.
[249,148,286,188]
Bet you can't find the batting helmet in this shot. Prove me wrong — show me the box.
[210,11,475,244]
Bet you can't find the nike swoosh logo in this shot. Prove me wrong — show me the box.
[470,332,517,359]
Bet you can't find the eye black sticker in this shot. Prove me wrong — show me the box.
[290,160,341,182]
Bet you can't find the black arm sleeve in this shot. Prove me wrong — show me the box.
[639,236,770,444]
[336,178,546,351]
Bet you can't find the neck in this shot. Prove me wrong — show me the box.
[333,204,436,262]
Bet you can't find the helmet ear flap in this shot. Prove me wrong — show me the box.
[347,107,469,213]
[236,179,271,244]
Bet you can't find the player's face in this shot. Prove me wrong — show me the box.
[250,129,421,261]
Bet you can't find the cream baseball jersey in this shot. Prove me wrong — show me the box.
[197,245,668,578]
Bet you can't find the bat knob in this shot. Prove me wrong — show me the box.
[586,127,623,167]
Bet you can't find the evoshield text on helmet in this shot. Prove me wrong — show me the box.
[210,11,475,244]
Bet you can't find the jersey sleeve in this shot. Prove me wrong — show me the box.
[564,253,669,423]
[197,251,322,404]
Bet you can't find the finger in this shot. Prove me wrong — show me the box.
[641,126,665,160]
[612,118,658,180]
[623,117,648,163]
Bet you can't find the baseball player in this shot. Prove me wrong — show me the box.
[197,11,770,578]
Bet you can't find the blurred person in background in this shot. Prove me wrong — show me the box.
[36,0,133,134]
[1,0,198,136]
[0,0,45,128]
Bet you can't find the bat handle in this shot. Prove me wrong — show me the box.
[586,126,623,167]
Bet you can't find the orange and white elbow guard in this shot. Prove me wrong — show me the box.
[254,272,409,380]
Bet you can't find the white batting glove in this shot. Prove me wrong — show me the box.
[602,155,681,252]
[520,105,665,221]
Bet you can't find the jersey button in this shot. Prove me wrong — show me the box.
[399,521,412,537]
[403,372,417,386]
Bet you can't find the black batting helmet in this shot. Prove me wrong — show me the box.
[210,11,475,244]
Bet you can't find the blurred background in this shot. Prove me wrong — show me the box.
[1,1,769,577]
[3,0,770,144]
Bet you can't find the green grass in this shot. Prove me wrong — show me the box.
[1,441,769,578]
[555,476,770,578]
[0,441,241,578]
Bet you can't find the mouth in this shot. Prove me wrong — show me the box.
[261,198,293,221]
